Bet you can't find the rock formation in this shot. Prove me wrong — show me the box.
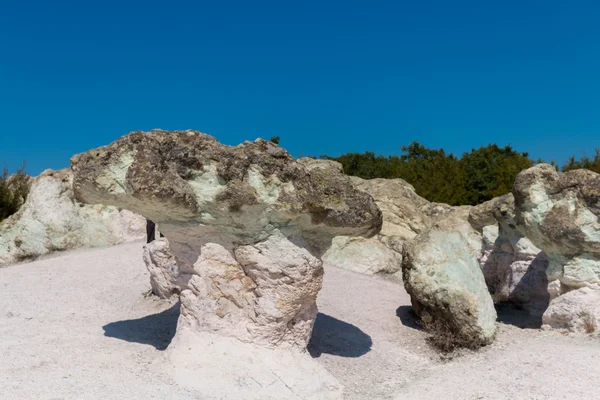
[402,228,497,346]
[323,176,498,344]
[469,194,549,312]
[322,177,456,277]
[71,129,382,350]
[143,237,181,298]
[0,169,145,266]
[512,164,600,332]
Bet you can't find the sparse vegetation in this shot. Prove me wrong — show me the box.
[269,136,280,145]
[579,311,597,334]
[562,149,600,174]
[0,162,30,222]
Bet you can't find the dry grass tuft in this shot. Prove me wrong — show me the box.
[420,314,487,353]
[579,311,597,334]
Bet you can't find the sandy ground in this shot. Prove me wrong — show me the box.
[1,241,599,400]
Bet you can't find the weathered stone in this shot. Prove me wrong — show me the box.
[0,169,145,266]
[71,130,382,350]
[322,235,403,276]
[513,164,600,287]
[470,194,549,311]
[542,285,600,333]
[510,164,600,332]
[402,230,497,345]
[323,176,458,276]
[143,238,181,298]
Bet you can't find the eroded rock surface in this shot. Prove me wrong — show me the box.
[323,177,457,276]
[513,164,600,290]
[71,129,382,350]
[542,285,600,333]
[512,164,600,331]
[469,194,549,312]
[402,229,497,345]
[143,238,181,298]
[0,169,145,266]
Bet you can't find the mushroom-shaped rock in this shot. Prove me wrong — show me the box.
[512,163,600,331]
[71,129,382,349]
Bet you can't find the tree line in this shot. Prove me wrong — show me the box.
[319,142,600,206]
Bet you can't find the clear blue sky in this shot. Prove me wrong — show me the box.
[1,0,599,175]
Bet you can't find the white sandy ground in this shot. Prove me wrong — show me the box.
[1,241,599,400]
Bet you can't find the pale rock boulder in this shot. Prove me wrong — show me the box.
[323,177,457,276]
[143,238,181,298]
[513,164,600,292]
[0,169,145,266]
[513,164,600,330]
[433,205,482,256]
[71,130,382,353]
[469,194,549,311]
[542,285,600,333]
[349,177,437,240]
[402,229,497,345]
[322,235,403,275]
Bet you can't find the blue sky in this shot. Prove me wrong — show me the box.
[1,0,599,175]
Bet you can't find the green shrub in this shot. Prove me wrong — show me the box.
[0,163,30,222]
[562,149,600,174]
[321,142,533,206]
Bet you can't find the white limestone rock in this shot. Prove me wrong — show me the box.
[143,238,182,298]
[402,230,497,345]
[322,235,403,276]
[513,164,600,290]
[0,169,145,266]
[469,194,549,311]
[511,164,600,330]
[542,285,600,333]
[71,129,382,351]
[323,176,459,276]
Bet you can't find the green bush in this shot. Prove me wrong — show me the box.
[0,163,30,222]
[321,142,533,206]
[562,149,600,174]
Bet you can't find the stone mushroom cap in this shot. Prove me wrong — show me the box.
[513,163,600,256]
[70,129,382,251]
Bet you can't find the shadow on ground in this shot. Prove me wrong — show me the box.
[495,302,544,329]
[103,302,179,350]
[396,305,422,330]
[308,313,372,358]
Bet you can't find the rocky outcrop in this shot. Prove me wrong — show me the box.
[323,176,498,344]
[512,164,600,332]
[71,129,382,351]
[143,238,181,298]
[322,177,457,276]
[542,285,600,333]
[469,194,549,312]
[0,169,145,266]
[402,229,497,345]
